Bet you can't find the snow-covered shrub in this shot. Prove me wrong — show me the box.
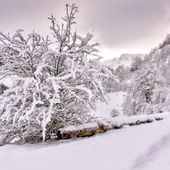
[110,109,120,117]
[0,30,51,140]
[0,84,8,94]
[0,4,110,142]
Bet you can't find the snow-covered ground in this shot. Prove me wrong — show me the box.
[0,92,169,170]
[95,91,126,117]
[0,114,170,170]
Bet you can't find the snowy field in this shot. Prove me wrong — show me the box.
[0,115,170,170]
[0,92,169,170]
[95,92,126,117]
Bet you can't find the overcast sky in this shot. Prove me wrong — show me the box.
[0,0,170,59]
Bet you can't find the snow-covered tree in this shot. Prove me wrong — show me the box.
[123,34,170,116]
[130,56,143,72]
[0,4,109,142]
[124,61,165,116]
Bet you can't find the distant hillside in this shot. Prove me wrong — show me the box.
[104,53,145,69]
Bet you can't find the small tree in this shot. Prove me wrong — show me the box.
[0,4,109,141]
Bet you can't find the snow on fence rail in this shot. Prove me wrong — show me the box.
[55,112,169,140]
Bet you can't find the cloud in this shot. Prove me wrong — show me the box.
[77,0,170,48]
[0,0,169,54]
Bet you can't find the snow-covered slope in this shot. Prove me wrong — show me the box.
[104,53,145,69]
[0,114,170,170]
[94,92,126,117]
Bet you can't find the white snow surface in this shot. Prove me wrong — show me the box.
[95,91,126,117]
[1,114,170,170]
